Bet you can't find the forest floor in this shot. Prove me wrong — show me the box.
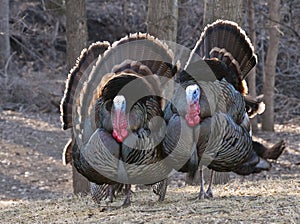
[0,109,299,223]
[0,0,299,223]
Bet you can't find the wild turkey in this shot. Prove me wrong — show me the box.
[61,33,178,206]
[253,140,285,160]
[163,20,285,199]
[244,94,265,118]
[198,139,286,198]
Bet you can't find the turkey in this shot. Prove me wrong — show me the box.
[244,94,265,118]
[163,20,285,199]
[253,140,285,161]
[61,33,178,206]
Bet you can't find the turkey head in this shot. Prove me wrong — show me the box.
[185,84,201,127]
[112,95,128,143]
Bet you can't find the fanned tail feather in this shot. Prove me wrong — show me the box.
[73,33,178,142]
[61,33,178,205]
[187,20,257,95]
[62,138,73,165]
[60,41,110,130]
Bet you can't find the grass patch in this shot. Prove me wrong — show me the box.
[1,178,299,223]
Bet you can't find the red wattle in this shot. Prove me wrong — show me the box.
[116,135,123,143]
[112,111,128,142]
[185,102,201,127]
[121,129,128,138]
[112,129,119,140]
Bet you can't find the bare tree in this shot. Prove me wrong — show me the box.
[66,0,88,70]
[146,0,178,194]
[204,0,242,25]
[65,0,90,194]
[147,0,178,113]
[0,0,10,74]
[147,0,178,41]
[246,0,258,131]
[262,0,281,131]
[199,0,243,185]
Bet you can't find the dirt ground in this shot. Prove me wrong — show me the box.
[0,109,299,223]
[0,0,299,222]
[0,110,72,201]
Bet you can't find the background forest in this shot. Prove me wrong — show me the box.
[1,0,299,123]
[0,0,299,223]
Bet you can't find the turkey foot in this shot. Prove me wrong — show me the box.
[198,189,210,199]
[187,190,210,200]
[205,170,214,198]
[100,205,122,212]
[158,179,168,202]
[122,198,131,207]
[121,184,132,207]
[198,167,213,199]
[205,188,213,198]
[195,189,213,199]
[107,185,116,203]
[197,189,213,199]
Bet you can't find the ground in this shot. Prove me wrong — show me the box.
[0,109,299,223]
[1,0,299,222]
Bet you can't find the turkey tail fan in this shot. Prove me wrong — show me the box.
[187,20,257,95]
[74,33,178,143]
[60,41,110,130]
[99,72,163,114]
[111,33,178,81]
[200,20,257,78]
[62,138,73,165]
[109,60,162,101]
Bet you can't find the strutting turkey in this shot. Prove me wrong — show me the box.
[61,33,178,206]
[163,20,286,199]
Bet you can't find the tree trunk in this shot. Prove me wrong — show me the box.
[195,0,243,185]
[65,0,88,70]
[146,0,178,191]
[147,0,178,41]
[262,0,281,131]
[71,164,90,194]
[0,0,10,73]
[147,0,178,116]
[203,0,242,25]
[65,0,90,194]
[246,0,258,131]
